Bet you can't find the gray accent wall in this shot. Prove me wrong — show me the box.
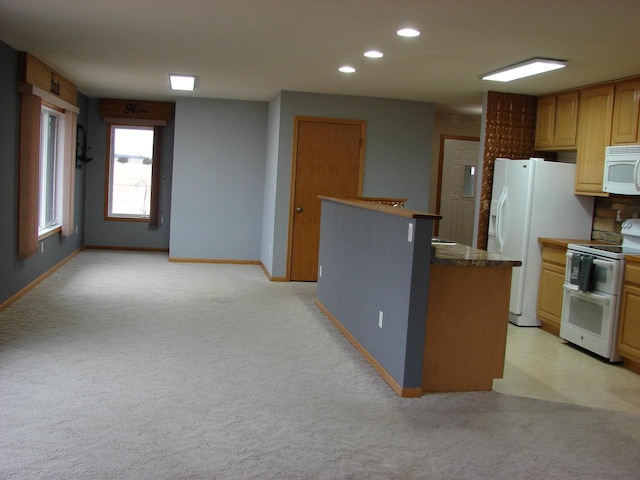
[170,97,267,260]
[263,91,435,278]
[316,199,433,388]
[0,40,86,305]
[83,98,174,249]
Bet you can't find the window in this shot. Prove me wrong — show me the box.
[38,107,64,235]
[106,125,155,220]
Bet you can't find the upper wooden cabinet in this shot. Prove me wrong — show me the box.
[611,79,640,145]
[574,84,614,195]
[535,92,579,150]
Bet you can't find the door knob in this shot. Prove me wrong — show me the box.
[296,207,303,213]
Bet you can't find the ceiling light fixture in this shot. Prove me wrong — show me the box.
[481,58,567,82]
[397,28,420,37]
[338,66,356,73]
[364,50,384,58]
[169,74,196,91]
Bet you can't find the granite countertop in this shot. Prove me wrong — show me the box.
[431,239,522,267]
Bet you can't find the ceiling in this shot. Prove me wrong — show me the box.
[2,0,640,113]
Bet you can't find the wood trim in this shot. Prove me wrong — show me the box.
[19,53,78,106]
[85,246,169,253]
[38,226,62,241]
[0,248,82,311]
[103,117,168,127]
[18,93,41,259]
[99,99,174,122]
[434,135,480,236]
[18,83,80,114]
[314,298,423,398]
[168,257,260,264]
[259,262,287,282]
[319,196,441,220]
[622,357,640,375]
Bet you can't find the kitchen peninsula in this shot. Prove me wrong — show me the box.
[315,197,521,397]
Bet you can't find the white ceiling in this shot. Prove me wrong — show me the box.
[2,0,640,113]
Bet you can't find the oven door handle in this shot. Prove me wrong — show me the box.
[592,258,614,269]
[564,283,612,305]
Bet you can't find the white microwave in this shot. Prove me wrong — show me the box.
[603,144,640,195]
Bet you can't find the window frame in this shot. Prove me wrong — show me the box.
[38,105,65,237]
[104,123,156,222]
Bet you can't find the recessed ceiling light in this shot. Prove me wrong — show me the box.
[338,66,356,73]
[397,28,420,37]
[481,58,567,82]
[169,74,196,91]
[364,50,384,58]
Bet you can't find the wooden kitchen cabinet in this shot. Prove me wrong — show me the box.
[617,256,640,374]
[611,79,640,145]
[536,241,568,336]
[575,84,614,196]
[535,91,579,150]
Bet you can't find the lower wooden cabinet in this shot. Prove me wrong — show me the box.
[537,242,568,336]
[617,257,640,374]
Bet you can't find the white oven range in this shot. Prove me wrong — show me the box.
[560,219,640,362]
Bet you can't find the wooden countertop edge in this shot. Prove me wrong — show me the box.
[538,237,610,248]
[431,258,522,267]
[319,196,441,220]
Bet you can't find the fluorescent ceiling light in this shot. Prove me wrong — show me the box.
[364,50,384,58]
[481,58,566,82]
[397,28,420,37]
[338,66,356,73]
[169,74,196,91]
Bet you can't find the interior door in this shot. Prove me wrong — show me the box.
[437,138,480,245]
[289,117,365,281]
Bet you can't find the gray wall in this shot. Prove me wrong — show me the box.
[170,97,267,260]
[264,91,435,278]
[0,40,86,305]
[83,98,174,249]
[316,199,433,388]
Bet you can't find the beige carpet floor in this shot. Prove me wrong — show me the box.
[1,250,639,479]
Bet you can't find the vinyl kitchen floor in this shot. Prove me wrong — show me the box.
[493,324,640,415]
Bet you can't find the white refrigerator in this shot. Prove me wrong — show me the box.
[487,158,594,327]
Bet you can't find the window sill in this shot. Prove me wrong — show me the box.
[38,226,61,240]
[104,216,150,223]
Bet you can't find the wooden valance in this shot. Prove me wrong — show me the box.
[99,99,174,123]
[19,53,77,107]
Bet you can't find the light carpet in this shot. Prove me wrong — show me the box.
[1,250,639,479]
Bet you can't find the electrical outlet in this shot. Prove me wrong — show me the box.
[40,242,44,254]
[319,265,323,278]
[378,311,383,328]
[75,224,78,234]
[407,223,414,242]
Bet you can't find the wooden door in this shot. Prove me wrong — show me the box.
[289,117,365,281]
[436,137,479,245]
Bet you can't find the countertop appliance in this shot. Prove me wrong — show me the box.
[603,144,640,195]
[487,158,594,327]
[561,219,640,361]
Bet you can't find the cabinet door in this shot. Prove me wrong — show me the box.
[535,95,556,149]
[612,79,640,145]
[537,246,566,336]
[554,91,579,147]
[575,84,614,195]
[618,283,640,363]
[618,262,640,363]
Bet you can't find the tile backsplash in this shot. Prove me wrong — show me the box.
[592,195,640,243]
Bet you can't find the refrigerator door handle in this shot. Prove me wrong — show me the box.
[496,187,507,253]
